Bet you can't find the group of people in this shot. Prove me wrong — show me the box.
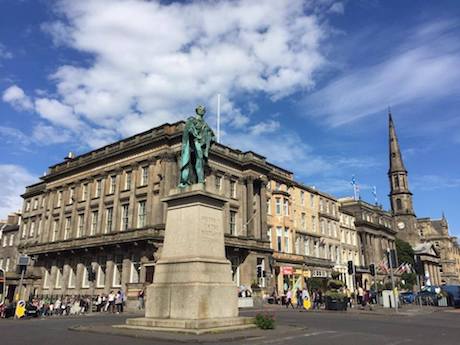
[281,285,376,310]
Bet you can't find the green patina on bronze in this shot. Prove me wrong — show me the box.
[179,105,216,187]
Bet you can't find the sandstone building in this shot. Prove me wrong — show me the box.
[18,121,292,305]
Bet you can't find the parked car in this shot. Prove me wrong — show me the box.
[441,285,460,308]
[416,288,440,306]
[400,291,415,304]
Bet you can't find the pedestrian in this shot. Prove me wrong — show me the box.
[296,288,303,309]
[108,291,115,313]
[345,286,353,309]
[357,285,364,305]
[96,295,102,312]
[115,290,123,314]
[285,289,294,309]
[138,288,145,310]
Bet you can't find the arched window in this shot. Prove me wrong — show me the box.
[394,175,399,188]
[396,198,402,210]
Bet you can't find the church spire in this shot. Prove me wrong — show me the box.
[388,111,406,174]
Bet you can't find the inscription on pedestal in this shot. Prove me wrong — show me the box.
[200,215,219,240]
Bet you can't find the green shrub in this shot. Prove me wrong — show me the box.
[324,290,347,300]
[327,279,344,290]
[255,313,275,330]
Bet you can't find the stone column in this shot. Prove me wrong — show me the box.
[246,176,254,238]
[260,179,268,241]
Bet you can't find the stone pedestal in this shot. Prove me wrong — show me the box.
[122,185,254,334]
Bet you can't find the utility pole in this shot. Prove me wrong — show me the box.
[387,249,398,312]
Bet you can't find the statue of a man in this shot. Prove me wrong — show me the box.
[179,105,216,187]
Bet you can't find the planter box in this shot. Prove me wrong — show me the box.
[238,297,254,308]
[325,296,347,311]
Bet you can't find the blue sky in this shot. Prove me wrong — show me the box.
[1,0,459,236]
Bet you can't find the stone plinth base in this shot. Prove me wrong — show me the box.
[119,316,255,335]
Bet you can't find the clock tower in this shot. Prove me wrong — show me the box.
[388,112,420,244]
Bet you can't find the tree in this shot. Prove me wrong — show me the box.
[395,238,415,265]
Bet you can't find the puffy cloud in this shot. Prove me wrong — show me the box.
[35,0,331,142]
[0,165,36,219]
[34,98,80,129]
[0,43,13,60]
[2,85,33,111]
[249,120,280,135]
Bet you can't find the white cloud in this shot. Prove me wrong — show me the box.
[34,98,80,129]
[0,165,36,219]
[32,123,72,144]
[30,0,332,144]
[412,175,460,191]
[2,85,33,111]
[303,20,460,127]
[249,120,280,135]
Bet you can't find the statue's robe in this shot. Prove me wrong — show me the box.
[179,116,215,186]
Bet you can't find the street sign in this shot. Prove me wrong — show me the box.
[281,266,293,275]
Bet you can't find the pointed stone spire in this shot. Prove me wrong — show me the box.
[388,111,406,174]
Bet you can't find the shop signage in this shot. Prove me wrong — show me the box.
[281,266,293,275]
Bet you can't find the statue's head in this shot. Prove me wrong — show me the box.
[195,105,206,118]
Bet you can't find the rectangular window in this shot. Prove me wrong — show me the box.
[69,187,75,204]
[267,199,271,214]
[106,207,113,233]
[109,175,116,194]
[68,266,76,288]
[8,234,14,246]
[320,220,325,234]
[301,213,306,230]
[82,183,88,201]
[300,191,305,206]
[52,220,59,242]
[230,180,236,198]
[55,268,62,289]
[141,166,149,186]
[91,211,98,235]
[125,171,132,190]
[5,257,10,272]
[112,255,123,287]
[311,216,316,232]
[2,236,6,247]
[275,198,281,215]
[137,201,146,228]
[77,214,84,238]
[267,227,272,246]
[41,197,46,208]
[310,194,314,208]
[21,224,27,239]
[29,221,35,237]
[82,265,90,288]
[64,217,71,240]
[283,199,289,216]
[215,175,222,191]
[275,182,281,191]
[229,211,236,235]
[284,228,290,253]
[319,199,323,212]
[25,200,31,211]
[276,227,282,252]
[95,179,102,197]
[130,255,140,284]
[57,191,63,207]
[43,268,50,288]
[121,204,129,231]
[33,198,38,210]
[304,237,310,255]
[96,257,106,288]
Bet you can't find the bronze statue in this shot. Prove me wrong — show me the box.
[179,105,215,187]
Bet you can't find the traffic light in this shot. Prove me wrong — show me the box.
[256,265,262,278]
[347,260,354,275]
[369,264,375,276]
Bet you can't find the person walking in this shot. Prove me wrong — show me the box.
[285,290,294,309]
[115,290,123,314]
[296,288,303,309]
[138,288,145,310]
[108,291,115,313]
[357,285,364,305]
